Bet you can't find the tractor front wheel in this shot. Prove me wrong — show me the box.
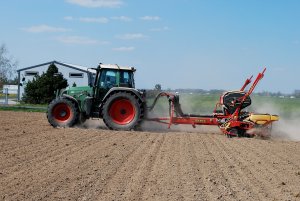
[102,92,143,130]
[47,98,79,127]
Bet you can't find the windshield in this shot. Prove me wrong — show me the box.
[99,70,117,88]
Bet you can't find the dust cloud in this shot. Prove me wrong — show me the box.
[252,102,300,141]
[143,94,222,134]
[79,119,108,130]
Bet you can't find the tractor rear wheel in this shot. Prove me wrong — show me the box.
[102,92,143,130]
[47,98,79,127]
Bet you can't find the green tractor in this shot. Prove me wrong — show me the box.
[47,63,146,130]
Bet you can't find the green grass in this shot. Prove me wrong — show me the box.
[0,94,17,98]
[147,94,220,116]
[250,95,300,118]
[179,94,220,114]
[0,103,47,113]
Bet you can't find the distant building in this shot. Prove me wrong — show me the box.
[295,90,300,97]
[17,60,95,101]
[2,85,18,94]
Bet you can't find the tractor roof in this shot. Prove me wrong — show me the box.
[99,63,136,72]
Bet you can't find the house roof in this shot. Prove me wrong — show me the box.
[17,60,95,73]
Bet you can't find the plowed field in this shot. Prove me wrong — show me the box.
[1,111,300,201]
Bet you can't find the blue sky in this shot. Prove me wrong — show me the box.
[1,0,300,93]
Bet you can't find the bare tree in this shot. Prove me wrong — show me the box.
[0,44,18,87]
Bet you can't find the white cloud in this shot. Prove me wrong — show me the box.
[56,36,108,45]
[140,16,160,21]
[116,33,147,40]
[111,16,132,22]
[66,0,123,8]
[112,46,135,51]
[79,17,109,23]
[64,16,74,21]
[150,26,169,32]
[64,16,109,23]
[22,25,70,33]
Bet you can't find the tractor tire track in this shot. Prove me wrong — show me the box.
[188,134,239,201]
[222,137,300,199]
[205,135,270,200]
[1,131,143,200]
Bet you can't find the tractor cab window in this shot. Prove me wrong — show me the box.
[120,71,135,88]
[100,70,117,88]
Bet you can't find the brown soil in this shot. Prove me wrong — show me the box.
[0,111,300,201]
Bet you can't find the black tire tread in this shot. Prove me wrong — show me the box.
[47,98,79,128]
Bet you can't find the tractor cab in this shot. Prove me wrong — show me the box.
[98,68,135,89]
[93,64,136,100]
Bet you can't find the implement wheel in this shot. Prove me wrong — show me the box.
[102,92,143,130]
[47,98,79,127]
[227,128,249,138]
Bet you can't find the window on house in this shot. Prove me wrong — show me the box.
[69,73,84,78]
[25,71,39,76]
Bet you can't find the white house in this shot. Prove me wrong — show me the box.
[17,60,96,101]
[2,85,18,94]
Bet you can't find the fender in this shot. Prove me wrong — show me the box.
[102,87,145,105]
[62,94,79,107]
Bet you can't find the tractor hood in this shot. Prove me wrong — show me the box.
[62,86,93,97]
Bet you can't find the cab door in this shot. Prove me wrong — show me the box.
[96,69,118,100]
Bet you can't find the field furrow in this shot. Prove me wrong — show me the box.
[1,111,300,201]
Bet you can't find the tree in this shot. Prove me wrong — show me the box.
[22,63,68,104]
[155,84,162,91]
[0,44,18,88]
[145,84,163,98]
